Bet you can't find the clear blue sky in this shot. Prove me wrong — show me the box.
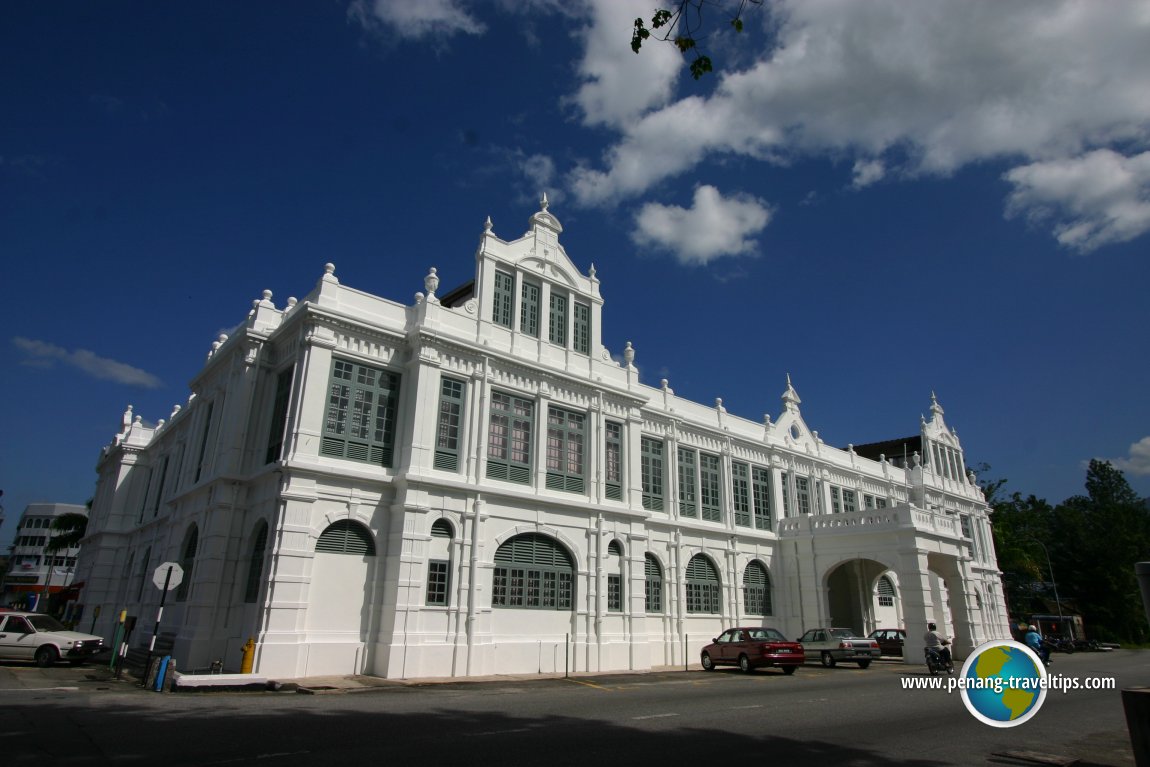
[3,1,1149,548]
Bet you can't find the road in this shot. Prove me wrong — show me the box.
[1,650,1147,766]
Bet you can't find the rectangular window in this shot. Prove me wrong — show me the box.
[320,359,401,467]
[492,270,514,328]
[685,583,721,614]
[604,421,622,500]
[434,376,466,471]
[194,401,215,483]
[492,567,572,609]
[876,497,887,508]
[732,462,751,526]
[795,475,811,515]
[640,437,664,511]
[960,514,972,538]
[546,406,585,493]
[607,574,622,612]
[830,486,842,513]
[520,281,540,337]
[780,472,791,516]
[842,489,857,513]
[700,453,722,522]
[864,494,876,509]
[487,391,534,484]
[751,466,773,530]
[426,560,449,606]
[136,547,151,602]
[677,448,697,518]
[152,455,170,516]
[573,302,590,354]
[265,367,294,464]
[548,292,567,346]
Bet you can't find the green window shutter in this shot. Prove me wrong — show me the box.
[830,486,842,513]
[604,420,623,500]
[549,292,567,346]
[176,526,199,602]
[194,401,215,483]
[435,376,465,472]
[641,437,664,511]
[780,472,791,517]
[842,489,857,513]
[493,270,514,328]
[265,366,294,464]
[244,521,269,603]
[644,554,663,613]
[751,466,773,530]
[677,448,697,518]
[492,533,574,611]
[572,302,590,354]
[732,462,751,526]
[520,281,540,337]
[795,475,811,515]
[742,561,772,616]
[487,391,533,484]
[685,554,721,614]
[321,359,400,468]
[700,452,722,522]
[545,406,585,494]
[316,520,376,556]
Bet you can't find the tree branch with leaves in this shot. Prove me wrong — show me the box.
[631,0,763,79]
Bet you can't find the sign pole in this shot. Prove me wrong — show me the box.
[141,565,173,687]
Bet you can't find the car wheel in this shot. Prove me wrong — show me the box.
[34,646,59,668]
[782,665,797,675]
[738,654,752,673]
[701,652,715,671]
[820,651,836,668]
[857,660,871,669]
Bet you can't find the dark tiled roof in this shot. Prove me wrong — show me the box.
[849,436,921,462]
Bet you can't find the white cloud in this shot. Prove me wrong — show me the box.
[1106,436,1150,477]
[851,158,885,189]
[348,0,486,40]
[567,0,1150,252]
[13,337,163,389]
[1004,149,1150,253]
[632,185,773,265]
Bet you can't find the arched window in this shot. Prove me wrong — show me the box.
[877,575,896,607]
[743,560,772,616]
[244,520,269,603]
[426,519,453,606]
[644,553,663,613]
[175,526,198,602]
[685,554,721,614]
[606,540,624,612]
[315,520,375,556]
[492,533,573,610]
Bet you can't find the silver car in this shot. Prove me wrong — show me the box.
[797,627,881,668]
[0,611,104,667]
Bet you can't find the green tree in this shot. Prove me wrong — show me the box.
[631,0,764,79]
[46,511,89,554]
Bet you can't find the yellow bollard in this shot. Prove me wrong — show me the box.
[240,637,256,674]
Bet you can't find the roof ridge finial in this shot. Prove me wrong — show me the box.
[540,192,549,212]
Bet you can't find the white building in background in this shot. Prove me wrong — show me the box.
[75,200,1009,679]
[2,503,87,612]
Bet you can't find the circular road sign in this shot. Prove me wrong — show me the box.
[153,562,185,591]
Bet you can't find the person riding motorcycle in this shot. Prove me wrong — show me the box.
[1024,624,1051,665]
[923,622,952,667]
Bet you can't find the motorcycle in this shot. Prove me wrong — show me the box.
[924,646,954,675]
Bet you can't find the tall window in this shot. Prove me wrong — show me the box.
[677,448,697,518]
[492,270,514,328]
[520,281,540,337]
[641,437,664,511]
[732,462,751,526]
[175,525,198,602]
[487,391,534,484]
[685,555,721,614]
[492,533,573,610]
[426,519,453,606]
[316,520,376,556]
[644,553,663,613]
[546,406,585,493]
[194,401,215,483]
[780,472,791,516]
[606,540,623,612]
[877,575,895,607]
[830,486,842,513]
[244,521,269,603]
[743,561,772,615]
[136,546,151,602]
[321,359,400,467]
[842,489,857,513]
[265,367,294,464]
[751,467,772,530]
[435,376,466,471]
[572,302,590,354]
[548,292,567,346]
[794,475,811,515]
[152,455,170,516]
[700,453,723,522]
[604,421,622,500]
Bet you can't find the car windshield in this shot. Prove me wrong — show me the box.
[830,628,855,639]
[26,615,66,632]
[748,628,787,641]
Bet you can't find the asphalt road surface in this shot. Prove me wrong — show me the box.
[1,649,1147,766]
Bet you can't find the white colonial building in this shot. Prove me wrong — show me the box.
[75,199,1009,679]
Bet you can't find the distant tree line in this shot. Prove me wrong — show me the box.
[982,460,1150,643]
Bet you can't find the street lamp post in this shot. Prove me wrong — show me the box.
[1027,537,1064,626]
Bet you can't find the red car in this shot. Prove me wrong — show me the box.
[701,627,805,674]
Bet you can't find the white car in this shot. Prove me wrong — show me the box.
[0,611,104,667]
[797,627,881,668]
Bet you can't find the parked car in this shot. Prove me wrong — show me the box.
[0,611,104,667]
[701,627,805,674]
[868,628,905,656]
[797,627,881,668]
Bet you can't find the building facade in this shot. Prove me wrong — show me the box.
[75,200,1009,678]
[2,503,87,613]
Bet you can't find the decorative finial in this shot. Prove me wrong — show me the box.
[623,341,635,366]
[484,215,492,232]
[414,292,425,305]
[661,378,669,390]
[122,405,133,431]
[287,297,297,310]
[540,192,549,211]
[589,262,597,280]
[424,267,440,303]
[715,398,726,413]
[262,289,273,303]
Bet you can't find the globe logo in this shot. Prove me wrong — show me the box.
[959,640,1048,727]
